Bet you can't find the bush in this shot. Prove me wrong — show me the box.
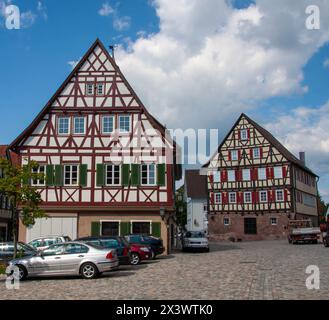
[0,264,7,275]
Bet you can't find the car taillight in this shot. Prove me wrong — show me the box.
[106,251,113,260]
[122,247,129,256]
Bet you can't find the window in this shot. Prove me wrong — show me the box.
[42,244,65,256]
[58,117,70,135]
[223,218,230,226]
[119,115,131,133]
[302,193,316,208]
[244,218,257,235]
[253,148,260,159]
[102,116,114,134]
[74,117,85,134]
[231,150,238,161]
[141,164,156,185]
[96,83,104,95]
[229,192,236,204]
[64,165,79,186]
[259,191,268,203]
[214,193,222,204]
[276,190,284,202]
[258,168,266,180]
[132,222,151,234]
[86,83,94,95]
[274,166,283,179]
[31,165,45,186]
[270,218,278,226]
[101,222,120,236]
[106,164,121,185]
[227,170,235,182]
[242,169,250,181]
[64,243,89,255]
[240,129,248,140]
[213,171,221,183]
[244,192,252,203]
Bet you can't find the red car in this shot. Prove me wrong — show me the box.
[130,243,152,265]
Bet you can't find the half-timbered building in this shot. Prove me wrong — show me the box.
[204,114,318,241]
[9,39,181,253]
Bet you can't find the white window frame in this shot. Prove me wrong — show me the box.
[253,148,260,159]
[244,192,252,204]
[214,193,222,204]
[259,191,268,203]
[258,168,266,180]
[223,218,230,226]
[31,165,46,187]
[58,117,70,135]
[231,150,238,161]
[86,83,94,96]
[227,170,235,182]
[102,116,115,134]
[96,83,104,96]
[270,217,278,226]
[141,163,156,186]
[229,192,237,204]
[276,189,284,202]
[73,116,86,135]
[105,164,121,186]
[64,164,79,186]
[240,129,248,140]
[242,169,251,181]
[119,115,131,133]
[213,171,221,183]
[274,166,283,179]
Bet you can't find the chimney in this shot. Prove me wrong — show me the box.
[299,152,306,165]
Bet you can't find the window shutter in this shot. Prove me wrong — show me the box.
[260,147,263,159]
[223,192,228,204]
[22,165,30,186]
[209,173,214,184]
[254,168,258,180]
[228,151,232,161]
[284,189,288,201]
[157,164,166,187]
[249,149,253,159]
[282,166,287,178]
[91,222,100,236]
[266,167,270,179]
[271,168,274,179]
[96,164,105,187]
[252,191,256,203]
[79,164,88,187]
[120,222,131,236]
[54,165,63,186]
[235,170,239,181]
[122,164,130,186]
[152,222,161,238]
[238,150,242,161]
[131,164,140,186]
[210,192,214,204]
[46,165,54,186]
[247,129,250,139]
[238,192,243,204]
[221,171,227,182]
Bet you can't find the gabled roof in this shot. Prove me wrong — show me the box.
[0,145,20,165]
[9,39,173,151]
[185,170,207,199]
[203,113,317,177]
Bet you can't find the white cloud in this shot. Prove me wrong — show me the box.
[113,16,131,31]
[37,1,47,20]
[67,57,81,70]
[20,10,36,28]
[324,58,329,69]
[98,2,115,16]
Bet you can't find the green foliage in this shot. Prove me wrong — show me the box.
[0,158,47,228]
[0,264,6,275]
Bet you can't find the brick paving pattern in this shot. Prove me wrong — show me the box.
[1,240,328,300]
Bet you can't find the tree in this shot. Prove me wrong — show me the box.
[0,158,46,258]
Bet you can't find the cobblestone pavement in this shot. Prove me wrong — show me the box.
[1,240,328,300]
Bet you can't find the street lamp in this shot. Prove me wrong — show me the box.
[160,207,166,221]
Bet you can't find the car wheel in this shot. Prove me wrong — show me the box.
[16,265,27,281]
[80,263,99,280]
[324,239,329,247]
[130,253,140,265]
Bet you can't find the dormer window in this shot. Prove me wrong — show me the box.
[86,83,94,96]
[240,129,248,140]
[96,83,104,96]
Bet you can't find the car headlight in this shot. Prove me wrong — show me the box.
[140,247,150,252]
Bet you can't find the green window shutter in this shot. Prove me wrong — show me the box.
[46,165,54,186]
[122,164,130,186]
[131,164,140,186]
[79,164,88,187]
[157,164,166,186]
[120,222,131,236]
[54,165,63,186]
[22,165,30,186]
[152,222,161,238]
[91,222,100,236]
[96,164,105,187]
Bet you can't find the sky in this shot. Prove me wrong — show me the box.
[0,0,329,200]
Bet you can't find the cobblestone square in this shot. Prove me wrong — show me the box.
[1,240,328,300]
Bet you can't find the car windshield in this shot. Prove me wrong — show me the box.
[185,232,205,238]
[19,243,37,251]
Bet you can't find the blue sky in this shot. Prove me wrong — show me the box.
[1,0,329,200]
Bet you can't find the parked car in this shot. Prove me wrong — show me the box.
[0,242,37,263]
[287,220,320,244]
[125,234,165,259]
[28,236,71,251]
[76,236,131,265]
[182,231,209,252]
[7,241,119,280]
[129,243,152,265]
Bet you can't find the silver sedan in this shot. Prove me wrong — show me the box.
[8,242,119,280]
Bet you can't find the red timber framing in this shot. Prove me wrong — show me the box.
[9,39,181,212]
[203,113,318,217]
